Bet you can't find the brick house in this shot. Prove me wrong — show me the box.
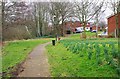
[92,26,101,31]
[64,21,76,33]
[108,13,120,36]
[64,21,90,33]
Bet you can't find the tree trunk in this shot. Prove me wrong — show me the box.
[115,13,119,38]
[82,22,86,39]
[2,1,5,41]
[38,9,42,37]
[34,14,39,37]
[61,15,65,36]
[96,14,99,38]
[40,22,43,36]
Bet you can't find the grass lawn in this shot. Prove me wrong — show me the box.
[67,32,117,41]
[46,43,118,77]
[67,32,96,39]
[2,38,50,76]
[46,33,119,77]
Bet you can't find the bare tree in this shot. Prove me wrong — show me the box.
[94,4,107,37]
[33,2,49,37]
[98,20,107,30]
[74,0,105,38]
[49,2,73,36]
[57,2,73,36]
[33,2,38,37]
[0,1,3,41]
[2,1,36,40]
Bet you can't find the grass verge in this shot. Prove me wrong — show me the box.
[2,38,50,77]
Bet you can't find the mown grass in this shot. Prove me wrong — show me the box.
[46,42,118,77]
[68,32,96,39]
[46,33,118,77]
[2,38,50,76]
[67,33,118,42]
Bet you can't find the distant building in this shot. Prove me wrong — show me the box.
[92,26,101,31]
[64,21,90,33]
[108,13,120,36]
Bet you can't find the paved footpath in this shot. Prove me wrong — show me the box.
[18,42,51,77]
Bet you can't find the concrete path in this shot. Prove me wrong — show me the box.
[18,42,51,77]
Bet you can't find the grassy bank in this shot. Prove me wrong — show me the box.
[46,43,118,77]
[2,38,50,77]
[46,38,118,77]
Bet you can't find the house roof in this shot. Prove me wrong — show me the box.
[107,12,120,19]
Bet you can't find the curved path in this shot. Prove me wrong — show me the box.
[18,42,51,77]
